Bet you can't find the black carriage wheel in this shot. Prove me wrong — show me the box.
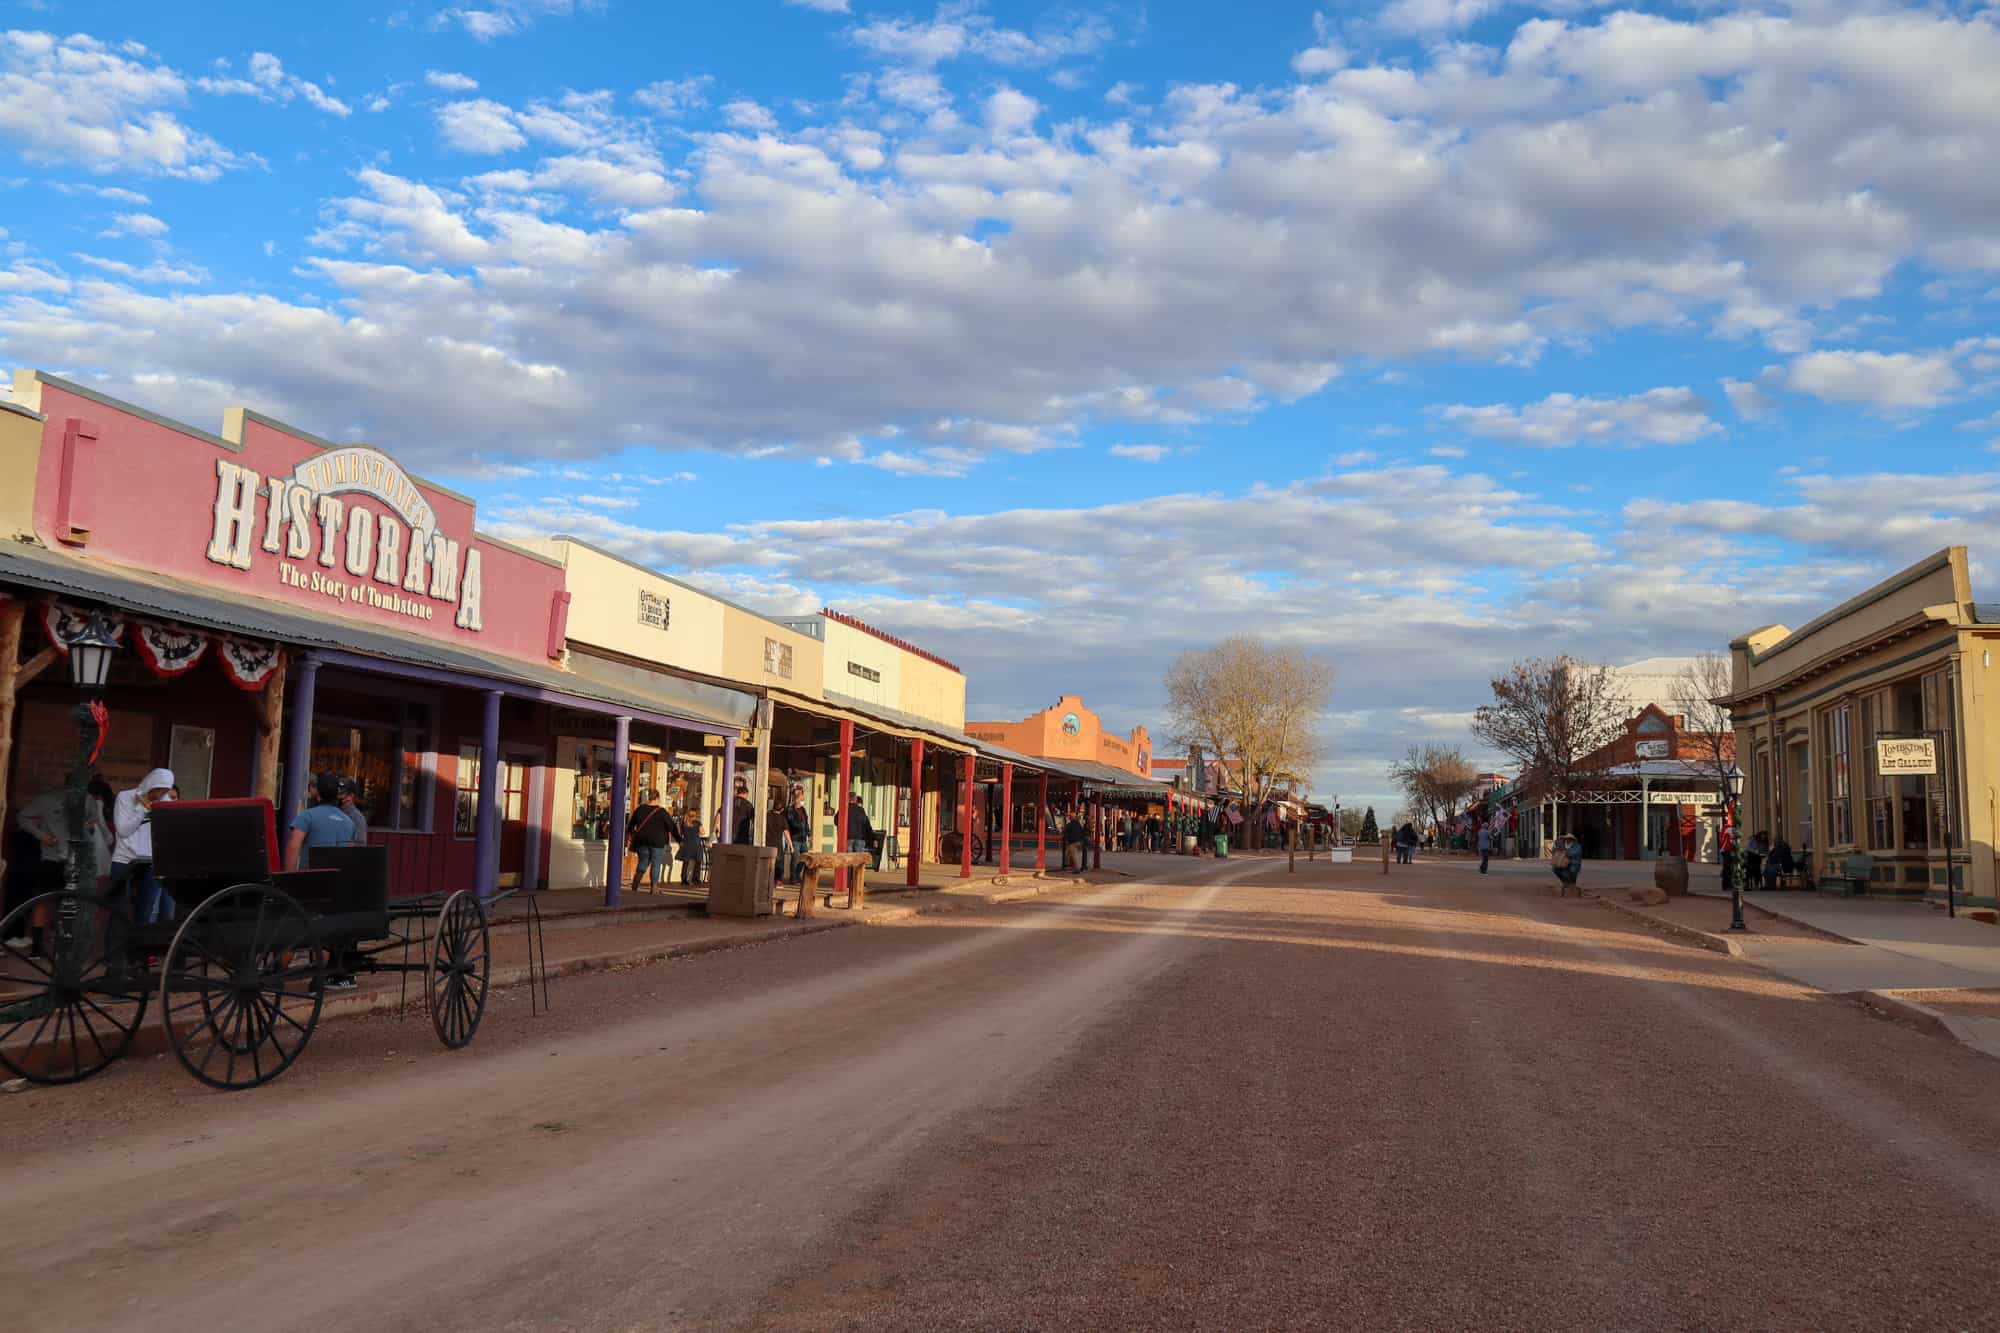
[161,884,324,1091]
[0,891,148,1086]
[427,890,490,1050]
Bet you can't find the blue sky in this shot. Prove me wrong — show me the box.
[3,0,1999,813]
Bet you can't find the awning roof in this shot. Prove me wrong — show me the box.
[769,687,974,755]
[0,539,755,732]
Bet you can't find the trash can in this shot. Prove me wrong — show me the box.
[1182,834,1198,854]
[1213,834,1228,859]
[706,844,776,917]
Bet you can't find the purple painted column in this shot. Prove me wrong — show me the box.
[720,735,738,845]
[473,689,501,899]
[279,653,319,822]
[604,714,630,907]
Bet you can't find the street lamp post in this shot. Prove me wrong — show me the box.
[1724,769,1746,932]
[59,613,119,943]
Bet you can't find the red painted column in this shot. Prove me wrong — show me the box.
[999,763,1014,874]
[1092,794,1103,871]
[960,752,975,878]
[906,738,924,888]
[1036,771,1048,872]
[835,718,854,894]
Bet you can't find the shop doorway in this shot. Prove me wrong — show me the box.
[498,746,544,890]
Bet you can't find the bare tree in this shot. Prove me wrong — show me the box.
[1164,637,1335,848]
[1671,652,1737,796]
[1470,656,1627,835]
[1388,742,1480,835]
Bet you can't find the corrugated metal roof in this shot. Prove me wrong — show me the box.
[0,539,755,730]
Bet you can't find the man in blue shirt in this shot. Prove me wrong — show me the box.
[285,772,356,871]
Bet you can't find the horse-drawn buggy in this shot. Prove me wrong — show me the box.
[1,797,501,1091]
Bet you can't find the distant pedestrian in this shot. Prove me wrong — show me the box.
[1062,812,1086,871]
[782,786,811,885]
[678,814,705,884]
[1477,822,1493,874]
[847,793,876,864]
[337,776,370,846]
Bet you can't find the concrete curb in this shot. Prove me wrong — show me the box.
[1593,896,1743,957]
[1683,890,1862,946]
[1843,989,1955,1040]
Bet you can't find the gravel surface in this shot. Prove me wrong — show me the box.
[6,856,2000,1331]
[1891,988,2000,1019]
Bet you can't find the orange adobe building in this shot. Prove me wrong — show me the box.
[965,695,1154,778]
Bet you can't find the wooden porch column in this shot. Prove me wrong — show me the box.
[603,714,630,907]
[473,689,503,900]
[751,698,772,846]
[0,599,22,887]
[252,648,288,804]
[906,737,924,888]
[834,718,854,894]
[959,751,974,878]
[1035,770,1048,872]
[999,763,1014,875]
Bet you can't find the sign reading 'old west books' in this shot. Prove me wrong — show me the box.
[1876,737,1937,776]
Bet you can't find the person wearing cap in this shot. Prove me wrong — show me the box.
[336,776,370,846]
[111,768,175,925]
[285,772,357,872]
[846,791,876,864]
[731,777,755,846]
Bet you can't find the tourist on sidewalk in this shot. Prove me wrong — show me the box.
[1062,812,1086,871]
[847,792,877,865]
[678,814,705,884]
[1477,821,1493,874]
[782,786,811,885]
[627,788,672,892]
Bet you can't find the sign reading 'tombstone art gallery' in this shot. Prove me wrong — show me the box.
[1877,738,1938,776]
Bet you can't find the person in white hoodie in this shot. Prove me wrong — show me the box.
[112,768,175,926]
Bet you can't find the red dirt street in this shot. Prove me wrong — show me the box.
[6,853,2000,1331]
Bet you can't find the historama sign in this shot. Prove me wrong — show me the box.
[21,374,562,666]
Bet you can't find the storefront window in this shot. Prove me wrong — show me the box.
[660,757,706,829]
[572,742,615,842]
[310,692,433,832]
[1823,704,1852,848]
[455,744,481,837]
[1923,669,1957,850]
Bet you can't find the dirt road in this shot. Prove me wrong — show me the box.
[7,854,2000,1330]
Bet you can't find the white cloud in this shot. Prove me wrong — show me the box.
[6,7,2000,481]
[0,30,241,178]
[100,211,169,239]
[1334,450,1376,467]
[1720,378,1775,420]
[441,0,597,42]
[572,493,639,509]
[202,51,351,116]
[1785,350,1960,412]
[785,0,850,10]
[436,99,526,153]
[1109,444,1169,462]
[1427,445,1468,458]
[74,253,208,285]
[984,86,1038,134]
[1292,12,1347,76]
[1439,387,1720,447]
[425,70,480,93]
[851,7,1114,68]
[721,99,779,132]
[633,76,711,118]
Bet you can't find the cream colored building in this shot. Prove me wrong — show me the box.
[1722,547,1995,905]
[519,537,823,890]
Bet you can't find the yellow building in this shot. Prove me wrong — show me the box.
[1722,547,1995,905]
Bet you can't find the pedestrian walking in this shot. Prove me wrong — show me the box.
[847,792,877,865]
[10,783,113,952]
[678,814,705,884]
[627,788,672,892]
[1477,821,1493,874]
[782,785,811,885]
[1062,811,1086,871]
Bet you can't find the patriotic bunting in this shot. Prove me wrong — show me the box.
[217,636,282,691]
[132,622,209,678]
[38,601,125,656]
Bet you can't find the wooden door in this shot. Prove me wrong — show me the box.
[497,755,530,888]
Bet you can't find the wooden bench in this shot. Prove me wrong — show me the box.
[790,851,871,917]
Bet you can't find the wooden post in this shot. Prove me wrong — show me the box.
[834,718,854,895]
[906,737,924,889]
[751,698,772,847]
[253,648,288,804]
[1289,820,1297,873]
[0,599,22,887]
[1035,770,1048,872]
[999,763,1014,877]
[959,752,974,878]
[1380,831,1392,875]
